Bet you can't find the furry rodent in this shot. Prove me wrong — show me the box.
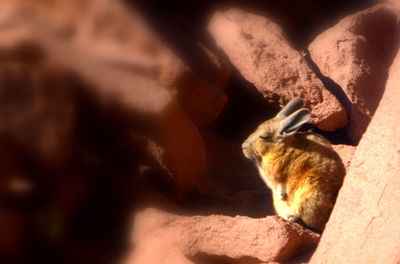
[242,98,345,232]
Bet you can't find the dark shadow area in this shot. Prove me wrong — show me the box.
[190,252,260,264]
[0,62,175,264]
[178,67,277,217]
[283,247,317,264]
[122,0,221,84]
[213,70,278,142]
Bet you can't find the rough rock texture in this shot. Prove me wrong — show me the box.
[310,44,400,264]
[332,144,356,171]
[309,4,398,143]
[208,8,347,131]
[124,240,194,264]
[129,209,320,264]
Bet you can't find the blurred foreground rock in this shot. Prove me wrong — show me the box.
[0,0,223,258]
[0,208,24,256]
[0,0,234,200]
[309,4,398,143]
[310,40,400,264]
[209,8,347,131]
[25,0,230,127]
[126,209,320,264]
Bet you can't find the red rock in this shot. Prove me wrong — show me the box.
[131,209,320,263]
[44,41,207,195]
[310,42,400,264]
[21,0,229,126]
[208,8,347,131]
[198,43,232,89]
[0,0,208,195]
[158,51,228,126]
[309,4,398,143]
[332,144,356,171]
[123,240,194,264]
[155,101,206,194]
[388,0,400,11]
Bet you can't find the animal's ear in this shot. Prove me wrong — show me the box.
[276,98,304,118]
[278,108,311,137]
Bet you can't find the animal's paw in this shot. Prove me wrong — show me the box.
[287,215,301,222]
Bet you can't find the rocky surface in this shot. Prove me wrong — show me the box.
[309,4,398,143]
[124,244,194,264]
[1,0,399,264]
[332,144,356,171]
[127,209,320,264]
[310,38,400,264]
[209,8,347,131]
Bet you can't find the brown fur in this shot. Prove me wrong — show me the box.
[242,106,345,232]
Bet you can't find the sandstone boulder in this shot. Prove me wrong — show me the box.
[309,4,398,143]
[332,144,356,171]
[310,40,400,264]
[129,209,320,264]
[209,8,347,131]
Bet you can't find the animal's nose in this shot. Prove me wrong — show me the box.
[241,142,254,160]
[241,142,249,149]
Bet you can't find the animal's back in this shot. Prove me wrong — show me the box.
[279,133,345,231]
